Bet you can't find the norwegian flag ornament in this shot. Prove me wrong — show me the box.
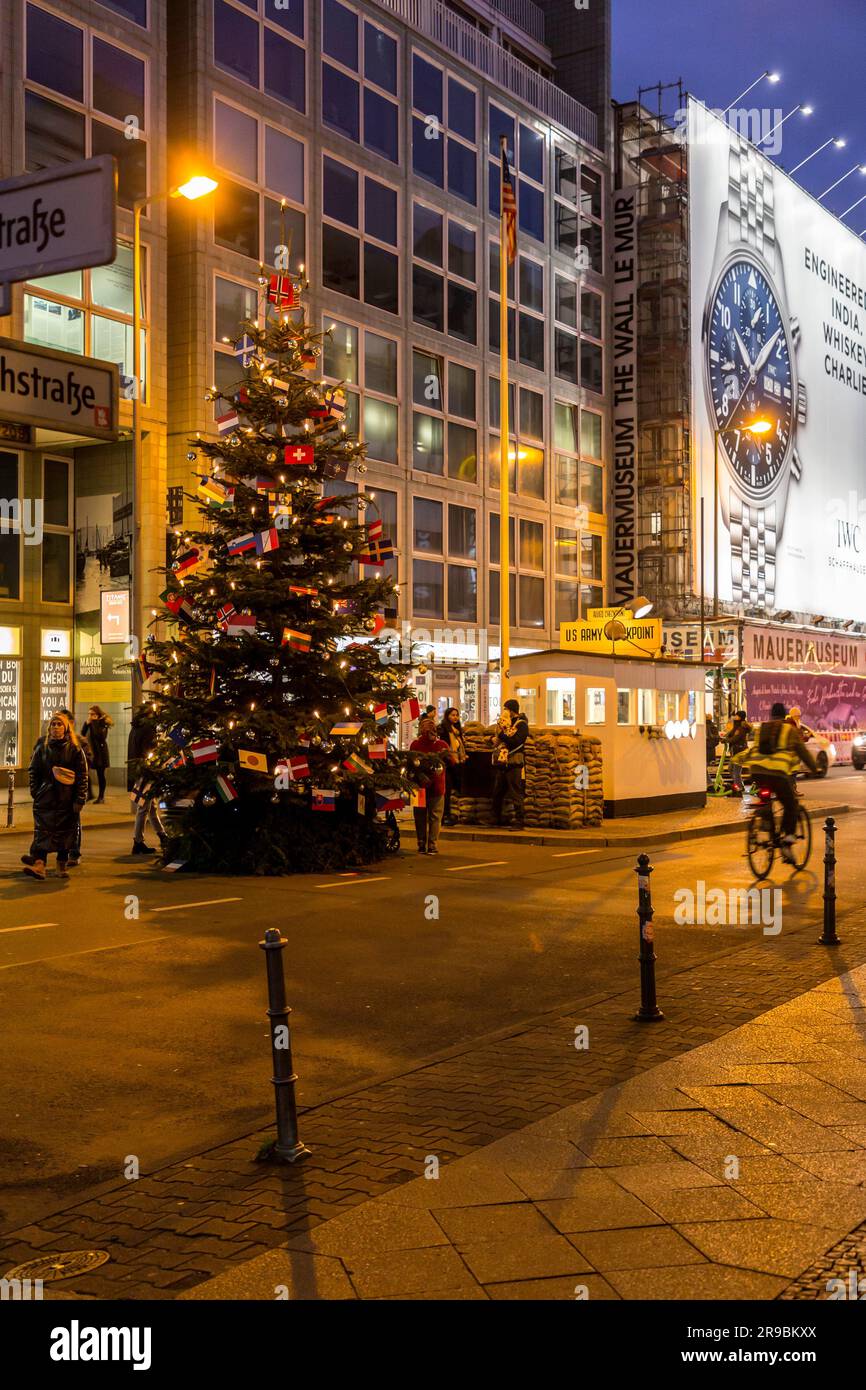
[268,274,300,309]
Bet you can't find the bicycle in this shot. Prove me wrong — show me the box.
[745,782,812,880]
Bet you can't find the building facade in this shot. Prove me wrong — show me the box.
[0,0,612,775]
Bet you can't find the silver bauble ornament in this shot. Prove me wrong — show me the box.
[202,791,217,807]
[187,451,197,461]
[343,541,353,552]
[357,463,368,474]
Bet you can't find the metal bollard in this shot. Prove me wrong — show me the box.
[818,817,840,946]
[6,765,13,829]
[257,928,311,1163]
[634,853,664,1022]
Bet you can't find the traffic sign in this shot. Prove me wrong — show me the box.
[0,156,116,284]
[0,337,118,440]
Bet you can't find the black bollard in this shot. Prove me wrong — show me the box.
[634,853,664,1021]
[818,817,840,946]
[6,765,13,829]
[257,928,311,1163]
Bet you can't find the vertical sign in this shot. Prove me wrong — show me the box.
[40,661,71,724]
[0,658,19,763]
[611,188,639,606]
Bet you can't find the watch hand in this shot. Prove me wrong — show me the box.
[734,329,753,372]
[721,360,736,372]
[752,327,781,376]
[751,307,762,328]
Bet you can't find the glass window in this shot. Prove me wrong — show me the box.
[580,220,603,274]
[555,454,578,507]
[489,513,516,561]
[447,433,477,498]
[448,140,476,204]
[24,295,85,355]
[366,179,397,246]
[448,363,475,420]
[489,570,517,627]
[412,115,444,187]
[489,105,515,162]
[520,388,544,441]
[555,329,578,384]
[555,147,578,201]
[581,166,603,220]
[365,333,397,396]
[323,224,360,299]
[518,313,544,372]
[448,222,475,281]
[519,575,545,628]
[91,122,146,209]
[617,690,633,724]
[92,316,142,388]
[413,350,442,407]
[214,180,259,258]
[216,277,257,344]
[413,204,443,265]
[44,460,69,529]
[413,559,444,619]
[447,284,476,346]
[0,534,21,600]
[555,275,577,329]
[0,454,19,499]
[448,78,475,141]
[520,446,545,503]
[265,126,304,201]
[365,23,397,95]
[364,244,399,314]
[412,54,443,122]
[581,462,604,515]
[519,124,544,183]
[555,202,577,255]
[89,246,134,315]
[263,199,305,276]
[582,289,603,338]
[96,0,147,24]
[413,266,444,332]
[581,410,602,458]
[449,505,476,559]
[324,0,358,69]
[519,258,543,313]
[364,397,398,466]
[555,527,578,576]
[364,88,398,162]
[586,688,606,725]
[25,92,85,171]
[413,412,444,475]
[519,519,544,570]
[42,534,71,605]
[581,340,603,395]
[414,497,443,552]
[322,64,359,142]
[519,182,544,242]
[92,38,145,126]
[324,157,358,227]
[554,580,579,626]
[27,5,83,101]
[213,0,259,87]
[324,320,359,383]
[214,101,257,181]
[264,27,305,111]
[581,533,602,580]
[638,689,655,725]
[554,402,578,453]
[270,0,304,36]
[448,565,477,622]
[488,377,516,432]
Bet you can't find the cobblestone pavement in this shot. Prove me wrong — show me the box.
[3,887,866,1300]
[781,1222,866,1298]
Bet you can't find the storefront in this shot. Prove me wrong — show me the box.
[740,623,866,763]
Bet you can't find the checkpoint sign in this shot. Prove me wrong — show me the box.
[0,156,116,283]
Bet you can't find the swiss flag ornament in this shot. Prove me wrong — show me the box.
[284,443,314,467]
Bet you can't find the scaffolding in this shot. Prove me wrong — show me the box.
[617,82,695,620]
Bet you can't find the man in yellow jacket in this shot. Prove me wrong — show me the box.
[737,701,818,860]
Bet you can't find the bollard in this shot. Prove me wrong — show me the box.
[818,817,840,946]
[634,853,664,1021]
[6,765,13,829]
[257,928,311,1163]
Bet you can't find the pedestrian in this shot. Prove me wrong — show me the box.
[706,714,720,767]
[22,707,85,870]
[81,705,113,802]
[409,715,452,854]
[437,707,467,826]
[23,712,88,880]
[723,709,752,794]
[491,698,529,829]
[127,704,167,856]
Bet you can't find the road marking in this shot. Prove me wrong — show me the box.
[0,922,57,935]
[0,936,171,971]
[445,860,508,872]
[551,849,597,859]
[149,897,243,914]
[316,876,389,889]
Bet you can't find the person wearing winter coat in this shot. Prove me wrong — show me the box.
[127,704,167,856]
[81,705,113,802]
[491,698,529,829]
[24,712,89,880]
[437,708,467,826]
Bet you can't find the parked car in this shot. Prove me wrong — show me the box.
[852,733,866,771]
[800,729,837,778]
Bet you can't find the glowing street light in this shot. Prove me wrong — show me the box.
[722,69,780,116]
[756,103,813,149]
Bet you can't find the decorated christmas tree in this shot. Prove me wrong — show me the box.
[135,273,430,874]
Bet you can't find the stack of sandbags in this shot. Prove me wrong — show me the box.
[453,721,496,825]
[524,729,603,829]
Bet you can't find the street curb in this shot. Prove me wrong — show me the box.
[440,803,852,849]
[0,816,131,839]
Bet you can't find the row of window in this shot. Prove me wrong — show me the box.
[0,454,75,607]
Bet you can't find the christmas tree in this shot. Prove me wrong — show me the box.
[135,274,432,874]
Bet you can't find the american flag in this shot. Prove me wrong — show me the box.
[500,141,517,265]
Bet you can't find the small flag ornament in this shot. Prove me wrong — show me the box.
[358,539,395,566]
[373,704,390,725]
[367,739,387,760]
[238,749,268,772]
[225,612,256,636]
[215,773,239,803]
[189,739,219,764]
[300,349,317,369]
[268,274,300,309]
[165,750,187,771]
[312,788,336,812]
[402,697,421,721]
[233,334,255,367]
[375,789,406,812]
[366,519,383,542]
[343,751,373,777]
[172,546,201,575]
[217,602,237,627]
[321,456,350,481]
[168,725,187,747]
[136,653,154,682]
[285,443,314,467]
[164,593,197,625]
[197,476,234,509]
[282,627,311,652]
[330,720,362,737]
[227,532,257,556]
[275,755,310,782]
[289,583,318,597]
[216,409,239,435]
[327,388,347,420]
[254,527,280,555]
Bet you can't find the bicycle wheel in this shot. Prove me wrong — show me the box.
[788,804,812,871]
[747,808,775,880]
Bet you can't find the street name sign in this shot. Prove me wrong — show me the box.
[0,337,118,440]
[0,156,116,283]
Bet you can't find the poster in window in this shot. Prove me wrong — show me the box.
[40,660,71,726]
[0,659,20,764]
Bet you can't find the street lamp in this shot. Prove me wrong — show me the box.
[713,416,772,618]
[817,163,866,202]
[722,69,780,117]
[789,135,845,176]
[131,173,218,671]
[755,103,813,149]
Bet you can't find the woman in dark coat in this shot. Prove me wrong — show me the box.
[81,704,113,802]
[437,707,467,826]
[24,712,89,880]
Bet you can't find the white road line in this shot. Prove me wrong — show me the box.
[0,935,171,971]
[0,922,57,935]
[315,876,390,889]
[551,849,597,858]
[445,860,508,872]
[149,897,243,914]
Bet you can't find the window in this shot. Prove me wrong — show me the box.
[0,453,22,602]
[367,486,398,581]
[586,688,606,725]
[323,1,398,163]
[490,513,544,629]
[490,242,543,372]
[42,459,72,605]
[412,498,477,621]
[319,319,399,468]
[412,351,477,482]
[213,0,306,113]
[212,101,306,273]
[25,6,147,208]
[96,0,148,24]
[489,110,544,243]
[617,690,633,725]
[412,56,477,204]
[582,289,602,338]
[412,204,476,344]
[581,409,602,459]
[24,243,147,399]
[322,157,398,314]
[638,689,655,725]
[581,340,603,395]
[488,377,545,501]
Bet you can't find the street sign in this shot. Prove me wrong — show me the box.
[0,282,9,316]
[0,156,116,284]
[100,589,131,645]
[0,337,118,440]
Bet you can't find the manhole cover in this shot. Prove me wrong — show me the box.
[4,1250,110,1283]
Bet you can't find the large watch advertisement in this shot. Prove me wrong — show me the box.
[688,97,866,621]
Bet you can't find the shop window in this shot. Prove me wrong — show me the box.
[586,687,606,725]
[638,689,655,725]
[0,656,21,762]
[617,689,632,724]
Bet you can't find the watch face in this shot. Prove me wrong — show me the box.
[706,258,793,491]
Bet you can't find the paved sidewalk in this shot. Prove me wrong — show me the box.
[181,965,866,1301]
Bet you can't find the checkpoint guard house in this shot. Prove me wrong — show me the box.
[0,157,129,776]
[509,605,708,815]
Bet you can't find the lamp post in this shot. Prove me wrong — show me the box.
[131,175,218,667]
[817,163,866,202]
[722,69,780,117]
[789,135,845,176]
[755,103,812,150]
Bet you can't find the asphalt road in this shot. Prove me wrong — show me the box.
[2,769,866,1232]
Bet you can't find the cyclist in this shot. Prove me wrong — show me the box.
[737,701,818,862]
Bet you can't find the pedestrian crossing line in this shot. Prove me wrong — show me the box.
[315,876,390,889]
[0,922,57,935]
[444,860,508,872]
[149,897,243,914]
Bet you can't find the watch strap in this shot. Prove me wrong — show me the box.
[727,135,776,272]
[730,492,776,607]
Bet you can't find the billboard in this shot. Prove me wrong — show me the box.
[688,98,866,622]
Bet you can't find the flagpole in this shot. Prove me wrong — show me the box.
[499,135,511,711]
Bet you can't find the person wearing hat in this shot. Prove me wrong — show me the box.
[24,712,89,880]
[786,706,816,742]
[723,709,753,794]
[733,701,818,862]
